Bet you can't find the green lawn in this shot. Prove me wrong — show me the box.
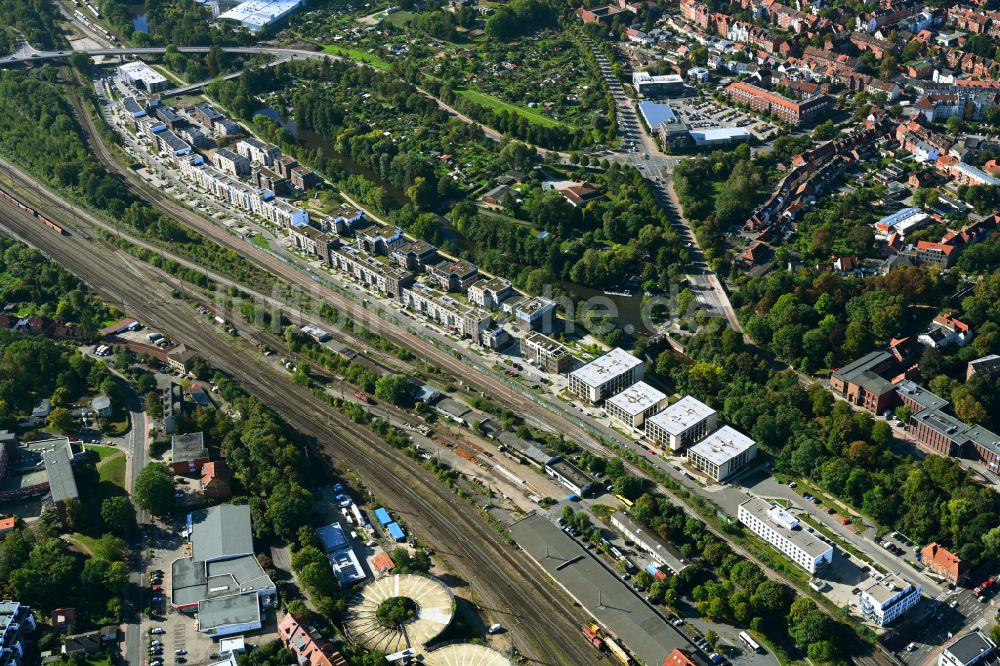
[322,44,391,70]
[251,233,270,249]
[455,88,566,128]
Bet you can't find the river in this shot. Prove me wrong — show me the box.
[125,2,148,32]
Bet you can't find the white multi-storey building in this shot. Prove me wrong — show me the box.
[737,497,833,574]
[940,631,996,666]
[569,348,644,404]
[645,396,717,451]
[236,137,281,167]
[687,425,756,481]
[859,574,921,626]
[606,381,668,429]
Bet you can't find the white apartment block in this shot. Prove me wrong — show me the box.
[645,396,717,451]
[236,137,281,167]
[329,244,413,298]
[859,574,921,627]
[468,277,514,311]
[687,425,756,481]
[737,497,833,574]
[180,159,308,228]
[401,283,493,339]
[569,348,644,404]
[606,381,668,429]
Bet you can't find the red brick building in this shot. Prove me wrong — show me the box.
[200,460,232,500]
[921,542,966,584]
[726,81,831,125]
[830,351,898,414]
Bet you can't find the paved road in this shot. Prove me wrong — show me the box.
[120,380,149,666]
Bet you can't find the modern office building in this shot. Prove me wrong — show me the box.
[569,348,644,404]
[645,396,717,451]
[737,497,833,574]
[632,72,685,97]
[606,381,668,429]
[118,60,168,92]
[687,426,756,481]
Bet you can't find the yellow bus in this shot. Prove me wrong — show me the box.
[615,494,634,508]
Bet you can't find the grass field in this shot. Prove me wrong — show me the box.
[92,445,127,490]
[322,44,392,70]
[456,88,566,128]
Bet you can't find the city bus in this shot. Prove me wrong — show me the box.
[739,631,762,653]
[615,494,634,508]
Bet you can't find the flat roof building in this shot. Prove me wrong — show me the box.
[520,331,572,374]
[171,432,209,475]
[316,522,365,584]
[606,381,668,429]
[645,396,717,451]
[42,446,79,504]
[118,60,168,93]
[737,497,833,574]
[544,459,597,497]
[859,573,921,626]
[171,505,276,637]
[687,426,756,481]
[632,72,685,97]
[610,510,689,574]
[940,631,995,666]
[569,348,644,404]
[218,0,304,33]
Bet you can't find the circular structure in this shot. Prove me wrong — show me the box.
[423,643,514,666]
[345,574,455,653]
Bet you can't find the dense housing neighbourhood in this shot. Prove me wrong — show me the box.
[8,0,1000,659]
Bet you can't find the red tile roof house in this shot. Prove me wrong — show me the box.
[921,542,967,584]
[200,460,232,500]
[277,614,346,666]
[918,313,972,348]
[559,182,605,207]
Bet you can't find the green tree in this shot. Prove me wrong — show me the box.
[101,496,137,535]
[47,407,75,434]
[132,463,175,515]
[374,374,413,406]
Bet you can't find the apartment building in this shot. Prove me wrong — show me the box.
[606,381,668,430]
[430,259,479,292]
[569,348,644,404]
[514,297,556,333]
[390,240,437,271]
[213,148,251,178]
[236,137,281,167]
[400,283,493,340]
[253,166,291,197]
[859,574,922,626]
[289,226,339,266]
[329,245,414,299]
[737,497,833,573]
[687,426,756,481]
[0,601,35,666]
[520,331,572,374]
[468,277,515,310]
[290,165,320,190]
[180,160,309,228]
[726,81,831,126]
[644,396,717,451]
[922,543,966,584]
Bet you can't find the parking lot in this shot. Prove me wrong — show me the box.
[670,97,780,141]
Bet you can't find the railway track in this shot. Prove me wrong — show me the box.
[0,201,599,665]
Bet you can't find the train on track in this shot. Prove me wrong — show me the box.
[0,186,67,235]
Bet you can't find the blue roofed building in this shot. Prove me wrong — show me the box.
[386,523,406,542]
[638,101,678,132]
[374,507,392,526]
